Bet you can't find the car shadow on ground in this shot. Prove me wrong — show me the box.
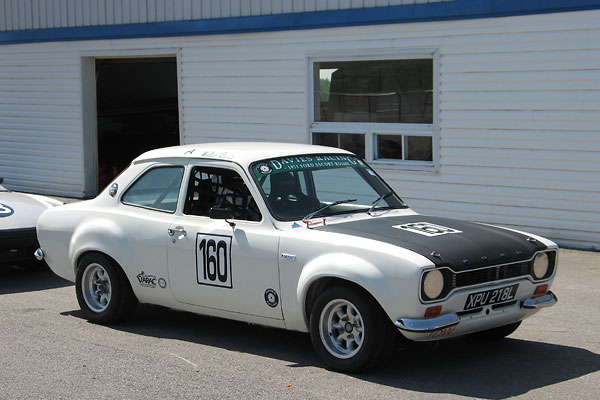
[63,303,599,399]
[0,264,72,295]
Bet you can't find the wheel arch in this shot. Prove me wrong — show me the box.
[68,218,130,279]
[296,253,396,329]
[75,250,120,274]
[304,277,388,328]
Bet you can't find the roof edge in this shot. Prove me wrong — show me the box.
[2,0,600,45]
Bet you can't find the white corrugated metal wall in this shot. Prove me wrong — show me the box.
[0,9,598,249]
[0,0,452,30]
[0,50,84,196]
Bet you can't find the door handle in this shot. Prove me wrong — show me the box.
[168,227,187,237]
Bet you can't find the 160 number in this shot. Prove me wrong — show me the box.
[196,234,232,288]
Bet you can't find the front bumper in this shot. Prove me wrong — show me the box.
[0,227,41,266]
[395,291,557,337]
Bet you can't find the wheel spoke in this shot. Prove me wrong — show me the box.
[96,269,105,281]
[345,336,354,350]
[347,306,357,321]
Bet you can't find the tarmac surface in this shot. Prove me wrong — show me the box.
[0,249,598,399]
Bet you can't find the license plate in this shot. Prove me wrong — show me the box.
[464,284,519,310]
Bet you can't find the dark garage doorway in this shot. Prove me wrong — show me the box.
[95,57,180,191]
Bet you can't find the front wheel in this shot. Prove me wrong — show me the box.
[309,286,396,372]
[75,253,137,324]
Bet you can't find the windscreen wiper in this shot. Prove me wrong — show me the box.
[368,191,394,216]
[303,199,357,222]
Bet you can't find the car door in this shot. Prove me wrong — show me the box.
[116,164,186,303]
[167,162,283,320]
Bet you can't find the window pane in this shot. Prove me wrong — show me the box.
[315,59,433,124]
[377,135,403,160]
[340,134,365,159]
[406,136,433,161]
[313,132,365,159]
[313,132,338,148]
[122,167,184,212]
[184,167,261,221]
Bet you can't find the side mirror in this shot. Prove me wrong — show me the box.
[209,207,234,220]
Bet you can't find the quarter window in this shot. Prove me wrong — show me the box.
[122,166,184,212]
[311,53,437,170]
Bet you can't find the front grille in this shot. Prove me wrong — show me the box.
[454,261,531,288]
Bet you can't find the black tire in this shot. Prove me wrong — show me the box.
[467,321,522,341]
[309,285,396,372]
[75,253,137,324]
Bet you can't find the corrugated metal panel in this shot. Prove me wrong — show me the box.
[0,49,84,196]
[0,0,455,31]
[0,9,599,249]
[176,9,600,249]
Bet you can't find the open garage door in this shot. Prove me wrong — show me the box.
[95,57,180,192]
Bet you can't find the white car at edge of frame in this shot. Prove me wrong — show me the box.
[35,143,558,372]
[0,177,63,268]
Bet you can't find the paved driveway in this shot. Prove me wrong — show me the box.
[0,249,598,399]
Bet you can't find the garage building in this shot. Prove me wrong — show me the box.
[0,0,599,250]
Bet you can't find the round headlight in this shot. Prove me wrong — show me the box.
[532,252,549,279]
[423,269,445,300]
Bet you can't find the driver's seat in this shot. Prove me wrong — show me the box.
[269,172,320,219]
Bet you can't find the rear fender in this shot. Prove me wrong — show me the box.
[69,218,131,279]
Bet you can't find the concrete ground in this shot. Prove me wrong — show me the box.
[0,248,598,399]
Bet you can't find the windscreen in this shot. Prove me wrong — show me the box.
[251,154,406,220]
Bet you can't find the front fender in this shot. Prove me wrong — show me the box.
[295,253,394,330]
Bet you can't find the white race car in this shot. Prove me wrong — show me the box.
[36,143,558,371]
[0,177,63,268]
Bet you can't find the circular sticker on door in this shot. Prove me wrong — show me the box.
[0,203,14,218]
[264,289,279,308]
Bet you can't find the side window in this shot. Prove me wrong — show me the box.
[122,166,184,213]
[184,166,261,222]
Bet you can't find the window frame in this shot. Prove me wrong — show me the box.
[182,164,263,223]
[307,48,439,172]
[121,165,186,214]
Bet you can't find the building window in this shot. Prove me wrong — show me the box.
[310,51,437,170]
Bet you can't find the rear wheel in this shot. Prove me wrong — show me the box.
[75,253,137,324]
[467,321,522,341]
[309,286,396,372]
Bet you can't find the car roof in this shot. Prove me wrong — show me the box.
[133,142,353,167]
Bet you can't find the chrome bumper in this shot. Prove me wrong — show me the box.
[522,291,558,309]
[395,291,557,333]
